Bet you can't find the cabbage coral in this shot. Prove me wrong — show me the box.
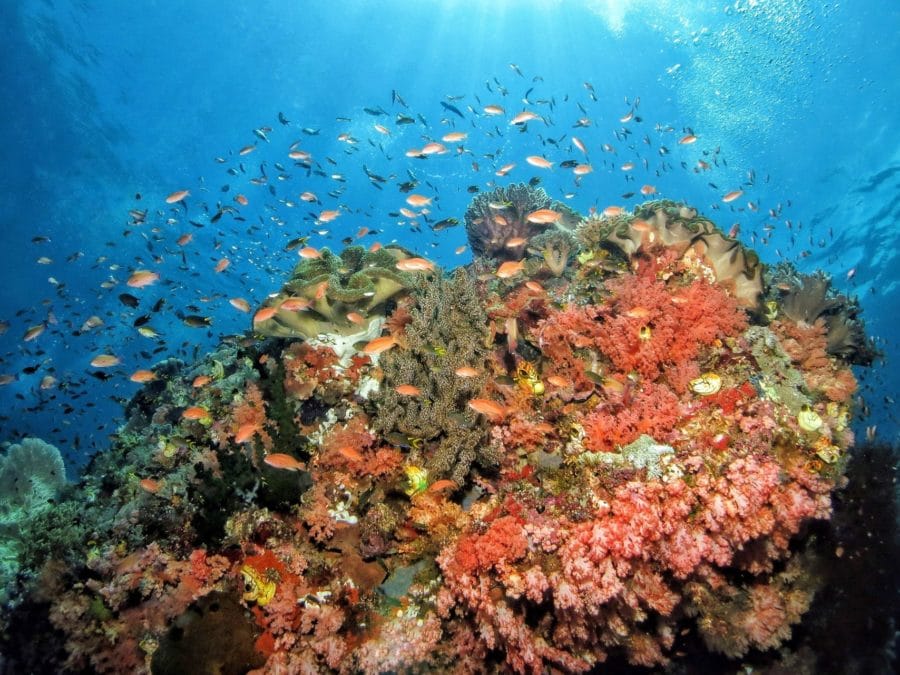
[254,245,416,340]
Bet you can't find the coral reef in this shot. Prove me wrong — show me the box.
[253,244,417,344]
[0,437,67,603]
[578,199,765,310]
[464,182,580,261]
[0,196,883,674]
[768,265,877,365]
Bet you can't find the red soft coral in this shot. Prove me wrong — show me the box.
[580,381,682,452]
[596,270,747,384]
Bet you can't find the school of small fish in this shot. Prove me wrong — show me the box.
[1,65,868,463]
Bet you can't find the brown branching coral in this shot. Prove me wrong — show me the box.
[370,269,498,484]
[577,199,765,310]
[770,267,877,365]
[464,183,580,262]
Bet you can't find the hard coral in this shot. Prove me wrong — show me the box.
[464,183,579,261]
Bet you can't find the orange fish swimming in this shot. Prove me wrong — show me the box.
[395,384,422,396]
[91,354,121,368]
[263,453,306,471]
[182,406,209,420]
[165,189,190,204]
[279,297,312,312]
[229,297,251,313]
[318,210,341,223]
[510,111,540,125]
[442,132,467,143]
[406,194,432,207]
[526,156,553,169]
[139,477,163,494]
[496,260,525,279]
[722,190,744,203]
[396,257,435,272]
[214,258,230,273]
[454,366,479,378]
[298,246,321,259]
[127,270,159,288]
[363,335,397,355]
[234,422,260,444]
[468,398,507,422]
[526,209,560,224]
[253,306,277,323]
[129,369,157,383]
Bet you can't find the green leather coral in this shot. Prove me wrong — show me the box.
[254,245,415,339]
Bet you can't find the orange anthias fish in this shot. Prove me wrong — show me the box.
[395,384,422,396]
[127,270,160,288]
[253,306,278,324]
[90,354,121,368]
[468,398,507,422]
[263,453,306,471]
[526,155,553,169]
[396,257,435,272]
[214,258,230,273]
[280,297,312,312]
[229,297,251,313]
[496,260,525,279]
[363,335,397,355]
[165,189,190,204]
[442,132,467,143]
[139,477,163,494]
[427,479,458,493]
[405,194,432,207]
[545,375,572,388]
[192,375,211,388]
[182,406,210,420]
[526,209,561,224]
[640,184,657,196]
[234,422,261,444]
[722,189,744,203]
[129,369,157,383]
[298,246,321,259]
[454,366,479,378]
[510,111,540,125]
[318,209,341,223]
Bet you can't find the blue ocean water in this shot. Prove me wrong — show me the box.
[0,0,897,472]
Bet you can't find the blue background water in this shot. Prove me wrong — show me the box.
[0,0,897,472]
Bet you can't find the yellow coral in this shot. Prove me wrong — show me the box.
[404,465,429,497]
[515,361,544,396]
[241,564,277,606]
